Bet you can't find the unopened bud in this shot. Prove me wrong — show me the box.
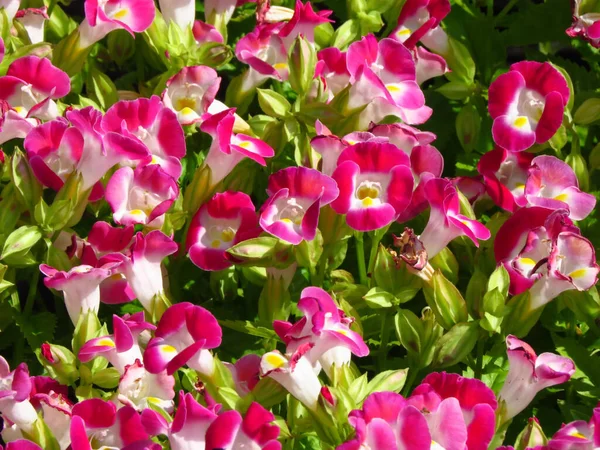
[288,36,317,96]
[456,104,481,153]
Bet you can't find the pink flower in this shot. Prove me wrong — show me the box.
[3,440,43,450]
[15,7,49,44]
[495,207,599,308]
[39,263,114,325]
[105,165,179,228]
[498,335,575,423]
[162,66,221,125]
[0,357,38,436]
[79,0,156,48]
[224,354,261,396]
[0,103,38,146]
[274,287,369,378]
[477,147,534,212]
[67,106,148,196]
[330,142,414,231]
[315,47,351,101]
[192,20,224,44]
[488,61,570,152]
[24,118,84,192]
[200,109,275,187]
[419,178,491,258]
[276,0,332,49]
[70,399,154,449]
[414,46,449,84]
[102,96,186,179]
[107,231,178,312]
[118,359,175,412]
[205,402,281,450]
[370,122,444,222]
[0,56,70,121]
[143,302,222,376]
[260,167,339,244]
[186,191,259,271]
[566,0,600,48]
[391,0,451,51]
[346,35,431,126]
[545,405,600,449]
[338,392,433,450]
[525,155,596,221]
[411,372,498,450]
[260,344,322,411]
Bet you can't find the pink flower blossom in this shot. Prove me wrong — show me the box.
[330,142,414,231]
[15,7,48,44]
[186,191,260,271]
[566,0,600,47]
[488,61,569,152]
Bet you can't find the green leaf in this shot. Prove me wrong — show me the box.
[365,369,408,395]
[219,320,278,339]
[433,321,480,368]
[86,66,119,110]
[1,225,42,260]
[257,89,291,118]
[363,287,396,308]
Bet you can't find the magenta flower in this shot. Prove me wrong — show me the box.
[107,231,178,312]
[162,66,221,125]
[276,0,332,48]
[192,20,224,44]
[414,46,449,84]
[224,354,261,396]
[205,402,281,450]
[143,302,222,376]
[70,399,154,449]
[186,191,259,271]
[260,167,339,245]
[0,56,70,121]
[67,106,148,196]
[105,165,179,228]
[566,0,600,47]
[419,178,491,258]
[410,372,498,450]
[391,0,451,51]
[78,313,154,373]
[370,122,444,222]
[488,61,570,152]
[260,344,322,411]
[102,96,186,179]
[79,0,156,48]
[15,7,49,44]
[495,207,599,308]
[24,118,84,192]
[200,109,275,187]
[346,35,431,126]
[0,357,38,437]
[274,287,369,378]
[0,104,38,146]
[330,142,414,232]
[545,406,600,449]
[498,335,575,424]
[2,441,44,450]
[477,147,534,212]
[338,392,434,450]
[525,155,596,221]
[315,47,351,101]
[39,263,114,325]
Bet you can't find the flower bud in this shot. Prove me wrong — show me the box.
[107,29,136,65]
[10,150,42,213]
[376,241,422,303]
[227,236,295,269]
[456,104,481,153]
[515,417,548,450]
[433,321,479,368]
[258,265,294,323]
[38,343,79,385]
[288,35,317,96]
[437,80,474,100]
[566,146,590,192]
[424,270,468,330]
[183,164,213,215]
[52,28,92,76]
[573,97,600,125]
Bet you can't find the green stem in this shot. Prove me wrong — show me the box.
[367,232,384,287]
[378,311,392,371]
[494,0,519,23]
[475,338,485,379]
[313,246,329,287]
[355,233,368,286]
[23,268,39,317]
[402,367,420,397]
[487,0,494,17]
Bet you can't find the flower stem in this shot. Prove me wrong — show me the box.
[378,310,392,371]
[355,232,368,286]
[402,366,420,397]
[494,0,520,24]
[475,338,485,379]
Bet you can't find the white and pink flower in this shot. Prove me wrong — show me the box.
[566,0,600,48]
[186,191,259,271]
[15,7,48,44]
[105,165,179,227]
[158,0,195,30]
[260,167,339,245]
[488,61,570,152]
[419,178,491,258]
[143,302,222,376]
[330,142,414,232]
[162,66,221,125]
[498,335,575,424]
[102,96,187,179]
[391,0,451,53]
[0,357,38,440]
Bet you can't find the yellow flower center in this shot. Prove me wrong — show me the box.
[265,353,286,369]
[554,193,568,202]
[175,97,196,112]
[513,116,528,128]
[113,9,128,19]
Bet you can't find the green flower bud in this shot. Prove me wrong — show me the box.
[573,97,600,125]
[288,36,317,96]
[456,104,481,153]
